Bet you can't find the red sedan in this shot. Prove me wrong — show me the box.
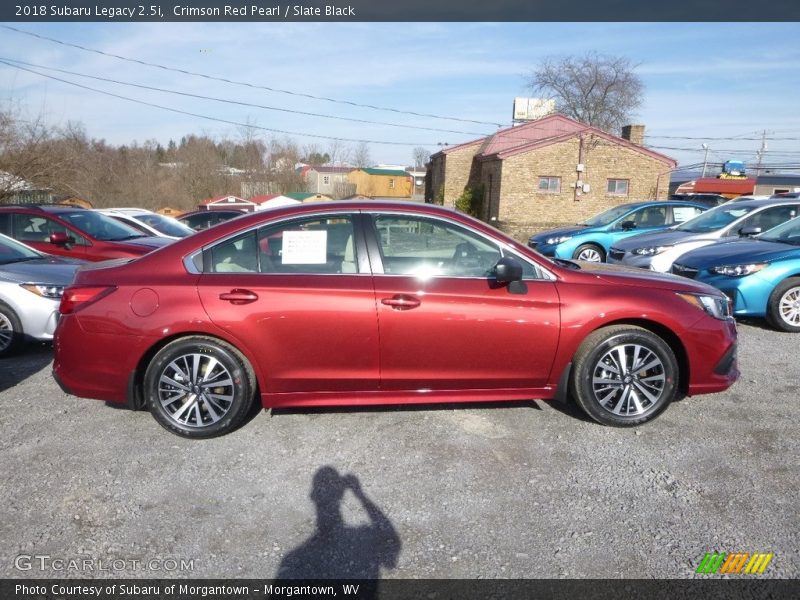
[53,201,738,438]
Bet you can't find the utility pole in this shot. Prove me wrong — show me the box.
[756,130,767,176]
[701,143,709,178]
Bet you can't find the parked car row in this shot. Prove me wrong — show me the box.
[529,195,800,332]
[527,200,708,262]
[0,204,248,357]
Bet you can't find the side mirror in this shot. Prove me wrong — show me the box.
[49,232,70,246]
[620,220,637,230]
[739,226,762,237]
[494,256,523,284]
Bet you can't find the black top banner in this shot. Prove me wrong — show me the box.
[3,0,800,22]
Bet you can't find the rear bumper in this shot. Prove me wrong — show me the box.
[53,314,146,405]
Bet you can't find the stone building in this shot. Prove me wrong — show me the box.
[426,115,677,240]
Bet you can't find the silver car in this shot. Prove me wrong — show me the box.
[0,234,82,357]
[98,208,194,239]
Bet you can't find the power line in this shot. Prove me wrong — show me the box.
[646,133,800,141]
[0,59,437,147]
[0,57,492,138]
[0,24,504,129]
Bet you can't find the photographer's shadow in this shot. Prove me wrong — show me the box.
[275,466,401,582]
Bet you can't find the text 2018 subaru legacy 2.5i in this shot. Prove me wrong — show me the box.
[53,201,739,438]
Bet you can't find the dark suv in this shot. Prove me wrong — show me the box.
[0,205,172,261]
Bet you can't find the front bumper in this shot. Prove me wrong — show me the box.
[685,316,739,395]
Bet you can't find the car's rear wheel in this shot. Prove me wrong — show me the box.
[766,278,800,332]
[0,302,23,358]
[572,243,605,262]
[144,336,256,438]
[571,325,678,426]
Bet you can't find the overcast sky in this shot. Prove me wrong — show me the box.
[2,22,799,172]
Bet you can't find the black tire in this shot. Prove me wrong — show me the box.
[571,325,678,427]
[0,301,23,358]
[144,336,256,438]
[572,243,606,262]
[766,277,800,332]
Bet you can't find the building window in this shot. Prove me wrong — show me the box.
[538,176,561,193]
[323,175,330,185]
[607,179,629,196]
[389,179,395,189]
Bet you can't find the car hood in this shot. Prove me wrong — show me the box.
[675,239,800,268]
[529,225,589,242]
[569,260,720,294]
[0,260,82,284]
[610,229,700,250]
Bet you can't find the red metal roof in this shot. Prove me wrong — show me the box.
[432,114,676,167]
[249,194,281,204]
[479,115,587,157]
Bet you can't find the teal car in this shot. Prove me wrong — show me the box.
[671,215,800,332]
[527,201,707,262]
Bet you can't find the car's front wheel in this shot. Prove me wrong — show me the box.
[144,336,256,438]
[0,301,23,358]
[572,243,605,262]
[766,278,800,332]
[571,325,678,426]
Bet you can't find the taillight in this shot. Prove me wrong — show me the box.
[59,286,116,315]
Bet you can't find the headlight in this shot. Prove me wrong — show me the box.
[545,235,572,245]
[709,263,767,277]
[632,245,669,256]
[676,292,732,320]
[20,283,66,299]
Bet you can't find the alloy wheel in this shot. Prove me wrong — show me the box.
[590,343,666,417]
[0,312,13,352]
[778,286,800,327]
[157,353,235,428]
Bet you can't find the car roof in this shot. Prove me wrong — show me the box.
[0,204,86,213]
[719,198,800,209]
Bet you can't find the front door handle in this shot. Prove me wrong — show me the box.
[219,289,259,305]
[381,295,421,310]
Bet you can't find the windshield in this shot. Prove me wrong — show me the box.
[759,215,800,246]
[60,211,145,241]
[136,213,194,237]
[582,205,636,227]
[0,235,43,264]
[675,204,752,233]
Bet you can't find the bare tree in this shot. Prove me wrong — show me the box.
[0,106,79,201]
[352,142,371,168]
[268,138,307,194]
[412,147,430,168]
[526,52,644,133]
[326,139,351,166]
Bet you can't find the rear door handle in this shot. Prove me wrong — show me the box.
[381,295,421,310]
[219,289,259,305]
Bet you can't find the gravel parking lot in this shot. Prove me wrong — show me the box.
[0,321,797,580]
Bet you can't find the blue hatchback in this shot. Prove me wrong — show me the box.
[671,216,800,332]
[527,201,707,262]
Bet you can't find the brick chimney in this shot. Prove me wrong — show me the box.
[621,124,645,146]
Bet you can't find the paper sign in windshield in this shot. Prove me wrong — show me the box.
[282,230,328,264]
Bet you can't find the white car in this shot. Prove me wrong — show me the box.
[0,234,82,357]
[97,208,194,239]
[608,198,800,272]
